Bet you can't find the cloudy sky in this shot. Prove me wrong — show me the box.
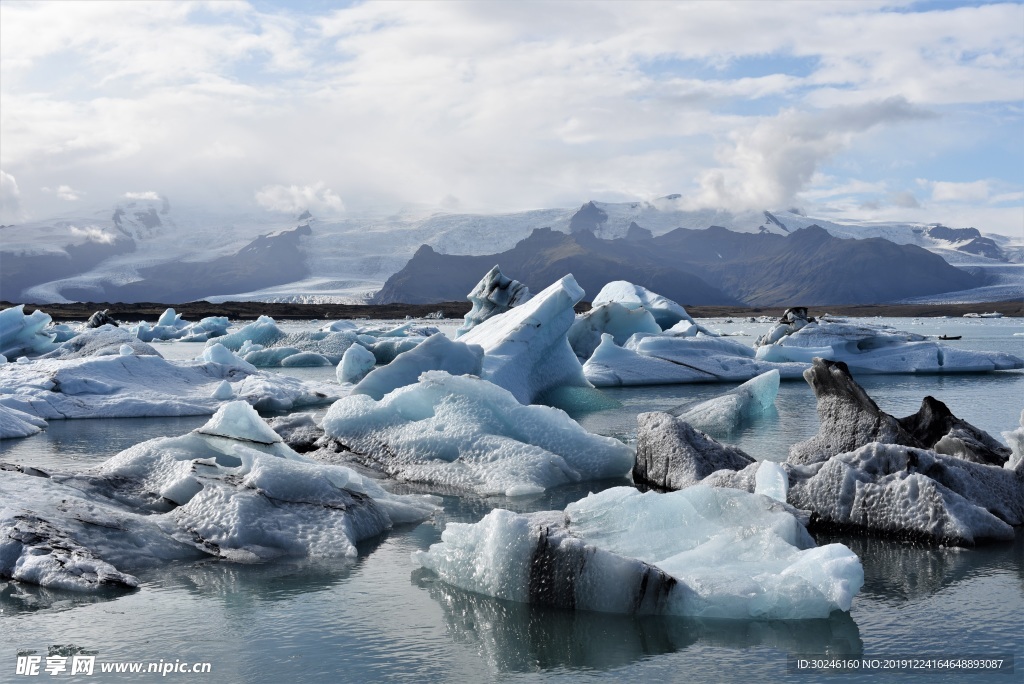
[1,0,1021,235]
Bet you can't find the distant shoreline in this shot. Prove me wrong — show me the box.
[4,299,1022,321]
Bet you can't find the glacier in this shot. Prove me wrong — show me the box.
[413,486,863,619]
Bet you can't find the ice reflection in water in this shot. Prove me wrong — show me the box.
[414,570,863,673]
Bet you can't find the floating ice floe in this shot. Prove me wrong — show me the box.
[413,485,863,619]
[0,402,438,591]
[456,266,532,338]
[583,333,806,387]
[131,308,230,343]
[755,308,1022,373]
[0,305,59,358]
[0,347,336,422]
[643,359,1024,546]
[321,371,633,497]
[670,370,780,435]
[1003,410,1024,470]
[460,275,592,404]
[350,333,483,400]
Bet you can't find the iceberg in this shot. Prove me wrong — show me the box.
[670,370,780,436]
[590,281,694,330]
[455,265,532,338]
[0,305,59,358]
[132,309,230,343]
[567,302,661,359]
[0,352,336,421]
[0,404,48,440]
[337,344,377,385]
[0,402,438,591]
[755,313,1022,373]
[321,371,633,496]
[633,412,755,491]
[460,275,592,405]
[651,362,1024,546]
[40,325,161,360]
[790,359,1012,466]
[1003,410,1024,471]
[583,333,806,387]
[351,333,483,401]
[413,486,863,619]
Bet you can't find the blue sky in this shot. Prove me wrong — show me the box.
[0,0,1021,235]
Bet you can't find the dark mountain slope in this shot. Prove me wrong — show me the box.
[374,225,981,306]
[372,228,739,305]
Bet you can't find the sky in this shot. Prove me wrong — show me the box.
[1,0,1022,236]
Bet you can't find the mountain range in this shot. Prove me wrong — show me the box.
[372,224,979,307]
[1,196,1020,306]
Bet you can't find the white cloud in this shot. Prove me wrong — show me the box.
[691,98,933,210]
[56,184,82,201]
[254,183,344,215]
[929,180,991,203]
[68,225,116,244]
[124,191,162,201]
[0,1,1019,233]
[0,170,21,221]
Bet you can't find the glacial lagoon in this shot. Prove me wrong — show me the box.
[2,316,1022,682]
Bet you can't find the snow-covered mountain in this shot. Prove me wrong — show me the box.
[1,195,1020,304]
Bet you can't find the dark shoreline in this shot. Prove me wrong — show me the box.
[4,299,1022,321]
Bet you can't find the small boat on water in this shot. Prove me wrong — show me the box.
[938,335,962,340]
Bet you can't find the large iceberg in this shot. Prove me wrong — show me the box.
[0,351,336,421]
[0,305,59,358]
[456,265,532,338]
[413,486,863,619]
[790,358,1012,466]
[459,275,592,404]
[590,281,694,330]
[583,333,806,387]
[755,312,1022,373]
[321,371,633,497]
[0,402,438,591]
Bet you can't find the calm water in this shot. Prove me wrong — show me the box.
[1,317,1022,683]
